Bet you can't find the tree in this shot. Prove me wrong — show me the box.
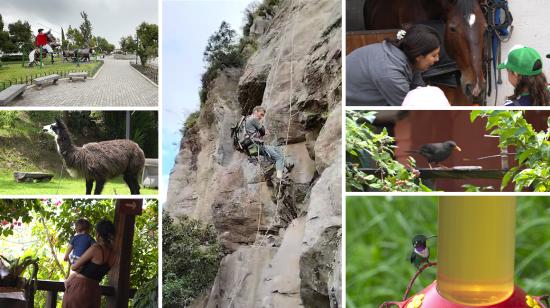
[79,11,93,47]
[96,36,114,54]
[200,21,244,103]
[119,35,136,53]
[61,27,66,49]
[8,20,33,52]
[135,22,158,66]
[0,14,11,53]
[66,26,84,49]
[162,214,222,306]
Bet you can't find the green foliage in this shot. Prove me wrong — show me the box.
[0,111,19,129]
[346,111,430,192]
[162,213,223,307]
[95,36,115,54]
[136,22,158,66]
[471,110,550,192]
[131,200,159,289]
[133,276,158,308]
[120,35,137,53]
[6,20,33,53]
[183,111,200,132]
[79,11,93,47]
[200,21,244,104]
[66,26,84,49]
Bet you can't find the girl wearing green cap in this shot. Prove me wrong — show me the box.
[498,45,549,106]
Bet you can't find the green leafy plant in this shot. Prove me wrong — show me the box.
[133,276,158,308]
[0,255,39,289]
[162,213,223,307]
[346,111,430,192]
[471,110,550,192]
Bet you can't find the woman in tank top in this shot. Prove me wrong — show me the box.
[62,220,116,308]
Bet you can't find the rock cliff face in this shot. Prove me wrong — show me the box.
[165,0,342,306]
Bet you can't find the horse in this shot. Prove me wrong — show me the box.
[77,48,93,62]
[364,0,488,104]
[29,31,60,66]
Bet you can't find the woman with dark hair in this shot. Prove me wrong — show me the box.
[347,24,441,106]
[62,220,116,308]
[498,45,550,106]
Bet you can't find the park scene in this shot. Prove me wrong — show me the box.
[0,111,159,196]
[0,198,158,307]
[0,1,158,107]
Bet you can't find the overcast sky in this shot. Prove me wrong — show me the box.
[162,0,250,202]
[1,0,157,48]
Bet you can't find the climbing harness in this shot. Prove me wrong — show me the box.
[480,0,513,105]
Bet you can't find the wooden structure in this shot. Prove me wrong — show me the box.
[6,199,144,308]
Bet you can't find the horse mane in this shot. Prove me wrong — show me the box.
[448,0,476,15]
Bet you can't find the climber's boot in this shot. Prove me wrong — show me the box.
[276,169,283,179]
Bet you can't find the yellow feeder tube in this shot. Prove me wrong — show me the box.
[437,196,516,306]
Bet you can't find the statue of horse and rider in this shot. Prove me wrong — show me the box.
[28,28,94,66]
[28,29,60,67]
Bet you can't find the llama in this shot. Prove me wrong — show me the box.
[42,118,145,195]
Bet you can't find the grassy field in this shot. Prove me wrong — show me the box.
[346,196,550,308]
[0,172,157,195]
[0,57,102,89]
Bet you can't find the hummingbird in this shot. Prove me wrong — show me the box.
[410,234,437,269]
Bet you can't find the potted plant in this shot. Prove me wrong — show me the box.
[0,255,39,299]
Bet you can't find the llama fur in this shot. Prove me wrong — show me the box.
[43,118,145,195]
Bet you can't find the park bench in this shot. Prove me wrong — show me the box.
[0,84,27,105]
[33,74,60,89]
[13,172,54,183]
[68,72,88,81]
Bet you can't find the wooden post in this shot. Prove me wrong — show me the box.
[107,199,142,308]
[45,291,57,308]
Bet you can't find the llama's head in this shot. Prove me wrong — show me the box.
[42,118,67,138]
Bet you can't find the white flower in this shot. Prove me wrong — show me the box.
[397,30,407,40]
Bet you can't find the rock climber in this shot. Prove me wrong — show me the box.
[242,106,292,179]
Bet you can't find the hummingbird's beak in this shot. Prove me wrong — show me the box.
[426,235,437,240]
[455,146,462,152]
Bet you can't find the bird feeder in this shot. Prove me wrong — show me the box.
[381,196,548,308]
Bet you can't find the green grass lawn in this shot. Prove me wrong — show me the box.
[346,196,550,308]
[0,172,157,195]
[0,58,102,89]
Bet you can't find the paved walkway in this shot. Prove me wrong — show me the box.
[9,57,158,107]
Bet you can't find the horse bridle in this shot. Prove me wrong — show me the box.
[479,0,514,105]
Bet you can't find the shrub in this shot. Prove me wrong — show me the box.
[162,213,223,307]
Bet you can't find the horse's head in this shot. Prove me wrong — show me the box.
[46,31,60,48]
[441,0,487,99]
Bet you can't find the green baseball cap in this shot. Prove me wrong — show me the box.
[498,45,543,76]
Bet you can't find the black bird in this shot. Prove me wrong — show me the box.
[407,140,461,169]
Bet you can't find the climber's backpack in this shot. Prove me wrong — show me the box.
[231,115,260,156]
[231,116,248,153]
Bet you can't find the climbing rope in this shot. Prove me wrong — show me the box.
[256,0,300,247]
[56,164,65,194]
